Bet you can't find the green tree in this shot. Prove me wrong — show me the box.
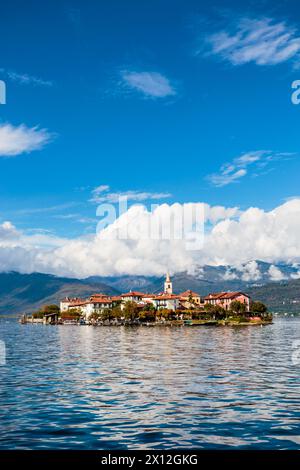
[212,305,226,319]
[139,310,156,322]
[204,303,226,319]
[101,308,113,321]
[123,301,140,321]
[158,308,174,321]
[251,301,268,314]
[230,301,246,315]
[111,305,122,319]
[142,303,156,312]
[138,303,156,322]
[42,304,60,314]
[204,303,214,312]
[62,308,81,319]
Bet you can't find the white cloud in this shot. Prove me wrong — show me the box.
[90,185,172,203]
[202,203,240,223]
[202,199,300,267]
[207,150,292,187]
[291,271,300,280]
[0,123,53,157]
[205,17,300,66]
[268,265,287,281]
[0,68,53,87]
[238,261,262,282]
[121,71,176,98]
[223,269,238,280]
[0,221,19,240]
[209,168,247,187]
[2,199,300,277]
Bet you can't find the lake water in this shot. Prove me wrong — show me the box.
[0,318,300,449]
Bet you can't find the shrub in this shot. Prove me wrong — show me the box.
[251,301,268,314]
[62,308,81,319]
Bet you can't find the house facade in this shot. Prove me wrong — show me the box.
[152,294,180,311]
[204,292,250,311]
[121,291,145,303]
[60,297,86,312]
[180,290,202,308]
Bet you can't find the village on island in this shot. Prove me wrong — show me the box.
[21,273,272,326]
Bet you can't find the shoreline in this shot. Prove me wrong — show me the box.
[19,318,273,327]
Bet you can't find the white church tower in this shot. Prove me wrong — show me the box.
[164,272,173,294]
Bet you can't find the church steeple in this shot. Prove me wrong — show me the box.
[164,272,172,294]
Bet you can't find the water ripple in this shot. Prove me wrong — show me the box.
[0,318,300,449]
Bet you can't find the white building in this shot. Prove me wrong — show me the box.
[60,297,86,313]
[84,294,122,319]
[121,291,145,302]
[152,294,180,311]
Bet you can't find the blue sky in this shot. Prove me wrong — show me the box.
[1,0,300,277]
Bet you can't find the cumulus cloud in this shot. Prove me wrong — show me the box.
[0,221,20,240]
[205,17,300,66]
[121,71,176,98]
[207,150,293,187]
[2,199,300,277]
[0,123,53,157]
[268,265,287,281]
[238,261,262,282]
[202,203,240,223]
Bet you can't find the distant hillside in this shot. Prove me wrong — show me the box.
[0,272,119,315]
[248,279,300,314]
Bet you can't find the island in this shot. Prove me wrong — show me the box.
[20,273,272,326]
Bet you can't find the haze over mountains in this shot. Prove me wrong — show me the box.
[0,260,299,315]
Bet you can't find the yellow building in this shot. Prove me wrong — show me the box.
[180,290,201,307]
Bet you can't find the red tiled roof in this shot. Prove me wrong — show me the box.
[220,292,250,299]
[180,290,200,298]
[90,297,113,304]
[153,294,180,300]
[61,297,85,303]
[121,291,145,297]
[204,292,226,300]
[204,292,250,300]
[69,302,87,307]
[68,298,87,306]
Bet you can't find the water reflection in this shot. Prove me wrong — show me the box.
[0,319,300,449]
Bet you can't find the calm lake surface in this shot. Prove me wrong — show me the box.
[0,318,300,449]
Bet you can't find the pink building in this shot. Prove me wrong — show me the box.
[204,292,250,311]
